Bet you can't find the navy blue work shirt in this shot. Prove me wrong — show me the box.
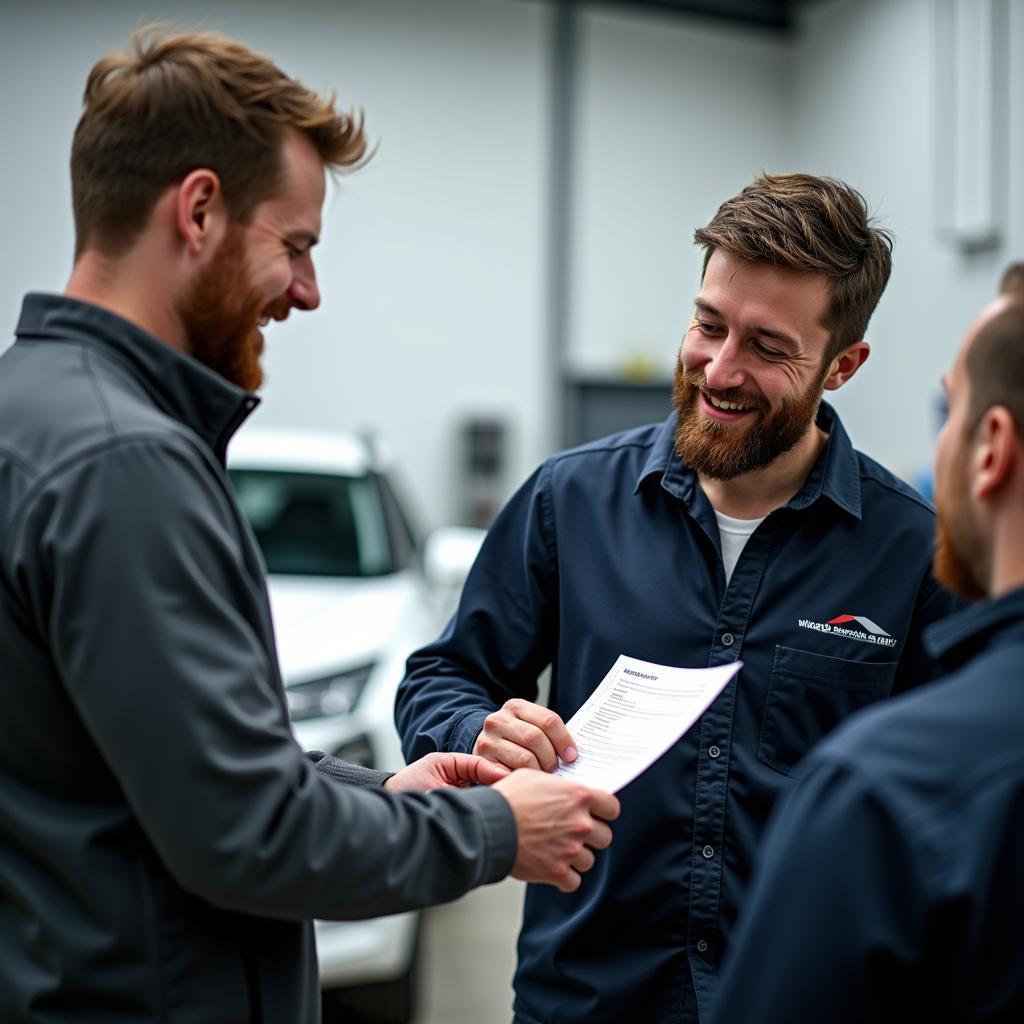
[396,405,956,1024]
[713,586,1024,1024]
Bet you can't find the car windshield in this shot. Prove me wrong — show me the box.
[229,469,392,577]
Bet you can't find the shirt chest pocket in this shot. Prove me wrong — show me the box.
[757,645,897,776]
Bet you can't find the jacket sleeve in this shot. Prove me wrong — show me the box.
[17,436,516,920]
[711,752,931,1024]
[395,462,559,760]
[307,749,393,787]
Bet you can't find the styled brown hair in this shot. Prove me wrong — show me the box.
[694,173,894,364]
[71,25,368,258]
[964,262,1024,434]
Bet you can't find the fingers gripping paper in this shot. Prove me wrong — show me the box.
[555,655,742,793]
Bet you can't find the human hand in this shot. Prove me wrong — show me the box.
[493,769,620,893]
[384,752,510,793]
[473,698,577,772]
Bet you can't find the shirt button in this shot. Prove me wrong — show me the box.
[708,745,721,759]
[721,632,734,647]
[702,845,715,859]
[696,939,709,953]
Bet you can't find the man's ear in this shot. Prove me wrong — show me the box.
[972,406,1018,502]
[175,169,225,256]
[822,341,870,392]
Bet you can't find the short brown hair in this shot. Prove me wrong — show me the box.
[694,173,893,363]
[964,262,1024,435]
[71,25,368,258]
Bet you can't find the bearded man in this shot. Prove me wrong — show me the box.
[396,173,958,1024]
[0,28,621,1024]
[712,264,1024,1024]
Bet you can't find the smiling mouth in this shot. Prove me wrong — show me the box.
[258,299,293,328]
[258,313,290,328]
[703,392,758,414]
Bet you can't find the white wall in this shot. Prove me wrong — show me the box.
[570,7,790,374]
[788,0,1024,482]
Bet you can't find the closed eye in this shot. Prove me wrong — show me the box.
[753,339,787,359]
[695,318,724,335]
[284,232,319,259]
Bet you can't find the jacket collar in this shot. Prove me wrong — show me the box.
[16,293,260,461]
[923,585,1024,673]
[636,400,862,520]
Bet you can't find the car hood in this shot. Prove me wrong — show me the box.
[267,573,418,684]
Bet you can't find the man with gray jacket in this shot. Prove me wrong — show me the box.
[0,27,618,1024]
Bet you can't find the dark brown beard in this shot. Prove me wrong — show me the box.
[178,223,266,392]
[672,364,827,480]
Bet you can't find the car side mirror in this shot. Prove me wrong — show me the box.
[423,526,485,622]
[422,526,486,590]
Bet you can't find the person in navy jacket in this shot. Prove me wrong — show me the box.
[713,263,1024,1023]
[396,173,958,1024]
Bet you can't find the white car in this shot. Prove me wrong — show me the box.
[227,426,483,1024]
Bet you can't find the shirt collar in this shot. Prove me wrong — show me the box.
[636,400,862,520]
[923,585,1024,672]
[15,293,260,461]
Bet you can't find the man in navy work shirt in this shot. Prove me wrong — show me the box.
[396,173,957,1024]
[713,264,1024,1024]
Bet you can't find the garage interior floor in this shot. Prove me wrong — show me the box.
[416,875,524,1023]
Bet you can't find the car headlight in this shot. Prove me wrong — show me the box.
[286,662,375,721]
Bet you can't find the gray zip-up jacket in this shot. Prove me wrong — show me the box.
[0,294,516,1024]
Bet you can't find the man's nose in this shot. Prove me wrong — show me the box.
[288,262,320,312]
[703,337,746,391]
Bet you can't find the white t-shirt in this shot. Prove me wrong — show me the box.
[714,509,766,585]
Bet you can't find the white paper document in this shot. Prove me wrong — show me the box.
[555,655,742,793]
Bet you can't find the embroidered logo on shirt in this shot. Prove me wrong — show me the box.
[796,613,898,647]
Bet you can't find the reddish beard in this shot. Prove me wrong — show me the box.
[933,518,987,602]
[933,459,988,602]
[178,224,268,392]
[672,364,827,480]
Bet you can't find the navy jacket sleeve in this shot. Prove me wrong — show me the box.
[16,437,516,921]
[711,754,932,1024]
[396,464,558,759]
